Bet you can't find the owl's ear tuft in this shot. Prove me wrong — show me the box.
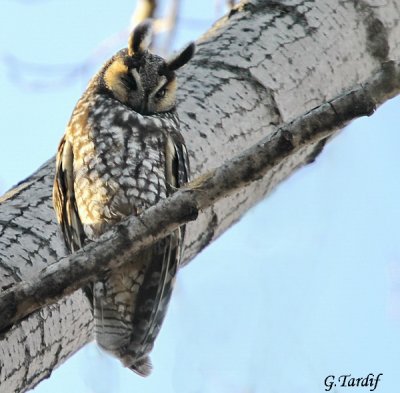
[128,20,153,56]
[166,42,195,71]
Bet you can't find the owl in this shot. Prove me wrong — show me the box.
[53,21,195,376]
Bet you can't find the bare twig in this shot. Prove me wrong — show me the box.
[2,29,129,91]
[155,0,181,54]
[130,0,158,28]
[1,0,207,89]
[1,60,399,333]
[2,1,160,92]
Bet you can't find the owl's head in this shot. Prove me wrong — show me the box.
[101,20,195,115]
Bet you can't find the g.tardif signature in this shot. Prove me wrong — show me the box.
[324,373,383,391]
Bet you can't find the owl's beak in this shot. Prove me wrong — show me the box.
[141,95,150,115]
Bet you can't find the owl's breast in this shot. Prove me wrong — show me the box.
[70,101,170,239]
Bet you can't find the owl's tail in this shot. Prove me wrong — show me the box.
[129,355,152,377]
[134,229,181,347]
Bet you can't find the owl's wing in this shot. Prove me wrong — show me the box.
[54,137,94,307]
[172,137,190,251]
[173,140,190,185]
[129,137,190,376]
[53,136,86,252]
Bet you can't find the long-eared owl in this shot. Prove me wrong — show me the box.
[53,20,195,376]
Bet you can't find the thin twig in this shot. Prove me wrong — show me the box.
[130,0,158,28]
[157,0,180,54]
[2,1,159,92]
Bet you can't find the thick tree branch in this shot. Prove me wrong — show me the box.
[1,60,399,334]
[1,0,400,391]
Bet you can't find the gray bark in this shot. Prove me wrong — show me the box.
[1,0,400,391]
[2,60,400,335]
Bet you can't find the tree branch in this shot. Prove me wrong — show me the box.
[1,59,399,333]
[2,1,159,92]
[130,0,158,26]
[1,0,400,391]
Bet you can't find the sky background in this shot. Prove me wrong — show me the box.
[1,1,399,392]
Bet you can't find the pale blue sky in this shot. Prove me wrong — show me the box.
[1,1,399,393]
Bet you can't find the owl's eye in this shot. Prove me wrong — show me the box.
[121,74,137,90]
[155,87,167,99]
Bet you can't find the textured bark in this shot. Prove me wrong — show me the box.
[1,0,400,391]
[2,60,400,335]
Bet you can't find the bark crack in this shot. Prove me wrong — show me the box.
[244,0,318,35]
[183,208,218,266]
[0,256,22,284]
[352,0,390,61]
[197,59,270,93]
[191,59,284,123]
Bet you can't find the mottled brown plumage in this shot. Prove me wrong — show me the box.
[53,20,194,376]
